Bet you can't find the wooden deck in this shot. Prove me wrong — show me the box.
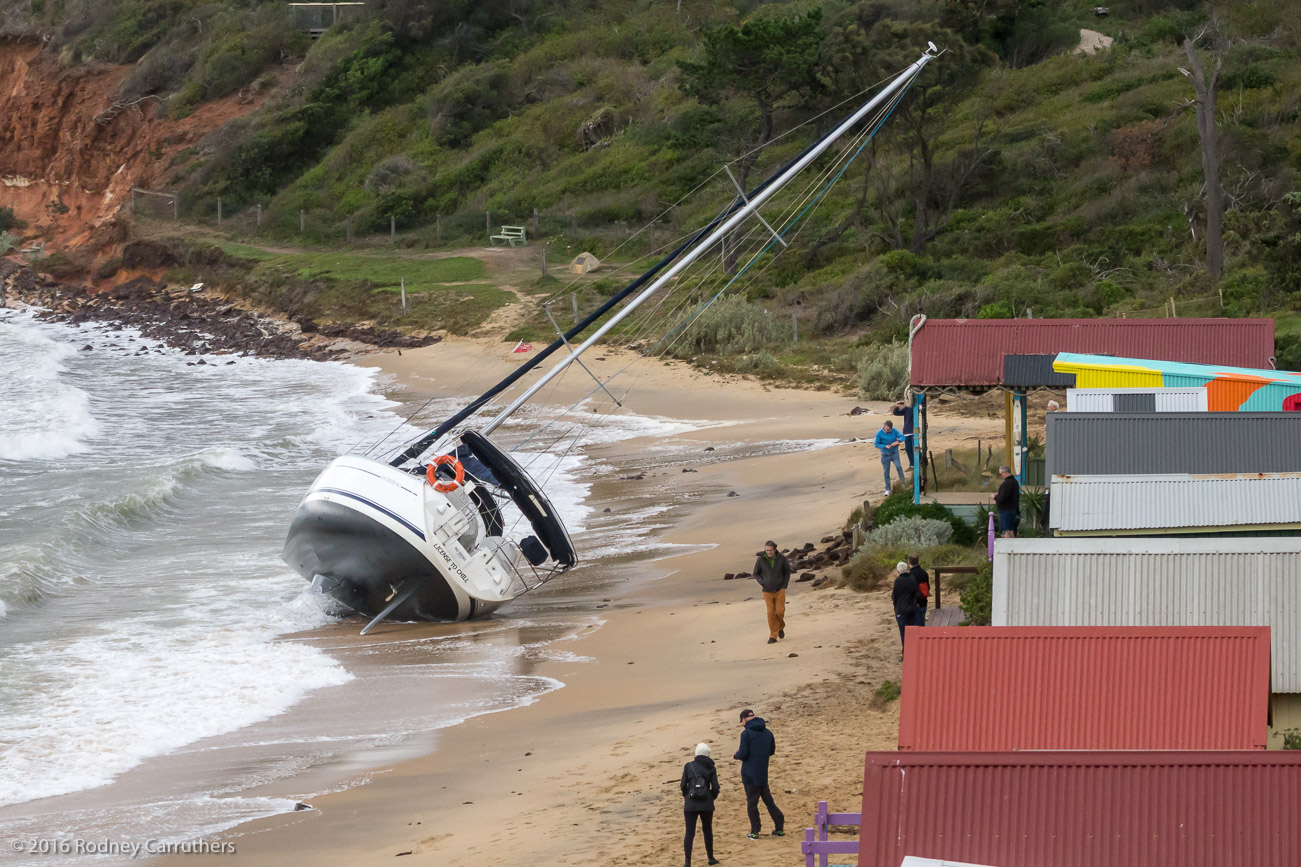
[926,606,964,627]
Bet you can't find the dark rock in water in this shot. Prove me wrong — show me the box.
[81,344,93,351]
[226,360,236,365]
[704,446,715,452]
[682,468,697,473]
[196,358,207,365]
[619,473,645,481]
[849,406,866,416]
[602,507,611,513]
[293,802,313,811]
[723,573,735,580]
[727,490,739,497]
[798,572,816,582]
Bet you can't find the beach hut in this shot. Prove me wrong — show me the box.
[903,317,1273,503]
[1053,352,1301,411]
[859,751,1301,867]
[991,536,1301,742]
[898,626,1270,751]
[1046,411,1301,476]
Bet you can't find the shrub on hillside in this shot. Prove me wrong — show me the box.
[861,516,953,550]
[873,493,977,547]
[674,295,786,356]
[840,545,911,592]
[856,341,906,400]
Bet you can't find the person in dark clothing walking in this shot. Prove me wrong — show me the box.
[733,709,784,840]
[891,562,924,660]
[752,541,791,643]
[992,465,1021,537]
[680,742,721,866]
[891,400,915,469]
[907,554,929,628]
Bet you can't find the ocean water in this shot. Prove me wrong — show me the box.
[0,309,732,858]
[0,308,827,858]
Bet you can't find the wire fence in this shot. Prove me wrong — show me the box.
[129,188,660,255]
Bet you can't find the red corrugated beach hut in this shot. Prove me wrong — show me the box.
[899,626,1271,750]
[860,751,1301,867]
[908,318,1276,388]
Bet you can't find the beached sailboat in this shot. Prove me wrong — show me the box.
[282,45,940,631]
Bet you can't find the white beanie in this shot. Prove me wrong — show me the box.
[695,742,711,757]
[897,561,909,573]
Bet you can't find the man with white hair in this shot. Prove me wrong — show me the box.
[992,465,1021,537]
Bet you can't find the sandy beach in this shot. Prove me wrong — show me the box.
[163,338,1002,867]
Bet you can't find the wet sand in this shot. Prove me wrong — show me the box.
[163,339,1001,866]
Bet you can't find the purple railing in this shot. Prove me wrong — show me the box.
[801,800,860,867]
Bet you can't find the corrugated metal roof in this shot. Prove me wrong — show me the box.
[899,626,1269,751]
[991,537,1301,692]
[1047,412,1301,476]
[1054,353,1301,410]
[1049,473,1301,533]
[1000,354,1076,387]
[860,751,1301,867]
[908,319,1274,388]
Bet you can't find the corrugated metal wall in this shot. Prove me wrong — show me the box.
[898,627,1270,750]
[991,538,1301,692]
[860,751,1301,867]
[1048,474,1301,533]
[1047,412,1301,476]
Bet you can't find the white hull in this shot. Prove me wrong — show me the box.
[284,455,551,621]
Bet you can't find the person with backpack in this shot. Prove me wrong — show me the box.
[733,709,785,840]
[680,742,721,866]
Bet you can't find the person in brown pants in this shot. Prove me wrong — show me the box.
[753,541,791,644]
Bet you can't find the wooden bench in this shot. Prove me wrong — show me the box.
[490,225,527,247]
[19,239,44,260]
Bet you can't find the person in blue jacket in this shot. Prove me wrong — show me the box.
[874,419,906,497]
[733,708,785,840]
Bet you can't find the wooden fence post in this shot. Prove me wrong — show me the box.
[256,203,262,226]
[346,214,352,242]
[217,197,222,226]
[486,210,491,237]
[572,293,579,323]
[400,277,407,316]
[300,209,305,233]
[173,195,179,221]
[436,214,442,242]
[792,312,798,343]
[541,245,548,278]
[390,215,396,243]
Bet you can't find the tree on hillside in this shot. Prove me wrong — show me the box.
[678,8,825,271]
[818,19,998,255]
[1179,27,1225,280]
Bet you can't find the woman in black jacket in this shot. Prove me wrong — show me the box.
[680,742,721,866]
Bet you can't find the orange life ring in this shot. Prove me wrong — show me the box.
[426,455,465,493]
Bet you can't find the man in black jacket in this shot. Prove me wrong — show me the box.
[753,541,791,644]
[733,709,785,840]
[891,561,924,660]
[992,465,1021,537]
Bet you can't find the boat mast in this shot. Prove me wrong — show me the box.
[480,46,937,436]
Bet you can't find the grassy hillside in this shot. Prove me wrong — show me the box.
[10,0,1301,377]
